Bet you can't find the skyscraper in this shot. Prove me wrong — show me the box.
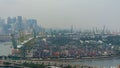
[27,19,37,28]
[12,17,17,24]
[17,16,23,31]
[7,17,12,24]
[27,19,40,34]
[17,16,22,24]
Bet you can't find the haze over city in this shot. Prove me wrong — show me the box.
[0,0,120,30]
[1,0,120,68]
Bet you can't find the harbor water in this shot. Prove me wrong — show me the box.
[70,58,120,68]
[0,42,12,56]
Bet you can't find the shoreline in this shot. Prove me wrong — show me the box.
[1,56,120,68]
[30,55,120,62]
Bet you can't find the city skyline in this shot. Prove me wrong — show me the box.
[0,0,120,30]
[0,16,41,35]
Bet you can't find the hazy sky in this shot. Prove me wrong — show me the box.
[0,0,120,30]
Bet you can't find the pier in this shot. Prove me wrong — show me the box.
[0,59,96,68]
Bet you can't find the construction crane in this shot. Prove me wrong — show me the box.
[11,33,21,58]
[11,33,17,49]
[11,29,24,57]
[101,26,105,36]
[33,28,37,38]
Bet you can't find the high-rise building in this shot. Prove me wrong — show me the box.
[27,19,37,28]
[12,17,17,24]
[7,17,12,24]
[17,16,23,31]
[7,17,16,25]
[0,16,40,34]
[17,16,22,23]
[27,19,40,34]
